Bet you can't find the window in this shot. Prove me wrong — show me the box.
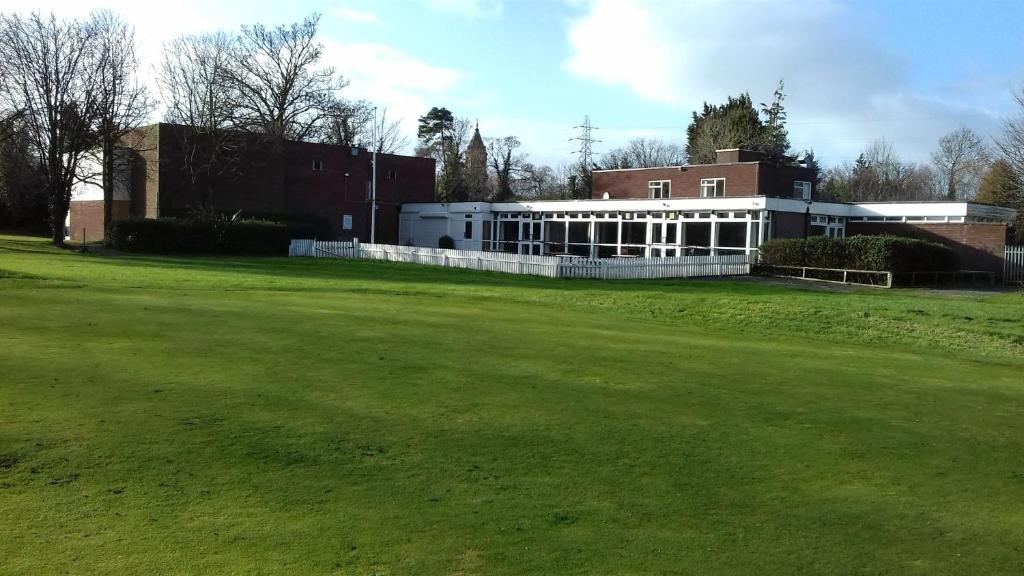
[386,169,398,180]
[794,181,811,200]
[648,180,671,198]
[700,178,725,197]
[312,159,323,171]
[464,221,473,239]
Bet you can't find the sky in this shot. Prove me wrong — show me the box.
[4,0,1024,168]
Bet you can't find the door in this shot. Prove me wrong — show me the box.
[521,221,542,255]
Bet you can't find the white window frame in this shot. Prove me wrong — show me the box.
[648,180,671,199]
[312,159,323,171]
[794,180,811,200]
[700,178,725,198]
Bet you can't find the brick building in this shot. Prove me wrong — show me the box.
[67,123,436,244]
[400,149,1017,274]
[594,149,817,201]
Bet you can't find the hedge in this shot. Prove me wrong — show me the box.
[758,235,958,273]
[108,218,292,256]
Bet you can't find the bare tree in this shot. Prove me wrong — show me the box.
[158,31,241,208]
[512,162,558,199]
[932,126,989,200]
[227,13,341,141]
[0,12,105,245]
[820,140,938,202]
[90,11,152,235]
[323,98,373,147]
[996,86,1024,185]
[369,108,408,154]
[488,136,524,201]
[601,137,684,169]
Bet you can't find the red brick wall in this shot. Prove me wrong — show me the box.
[121,124,435,244]
[68,200,130,242]
[846,222,1008,273]
[593,162,816,200]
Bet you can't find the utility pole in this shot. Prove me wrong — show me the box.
[371,106,378,244]
[569,115,600,199]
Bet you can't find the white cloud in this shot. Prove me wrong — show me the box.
[331,7,379,24]
[323,40,462,152]
[424,0,503,19]
[564,0,1006,165]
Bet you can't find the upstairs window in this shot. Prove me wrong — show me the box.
[312,159,323,171]
[648,180,671,199]
[700,178,725,198]
[794,181,812,200]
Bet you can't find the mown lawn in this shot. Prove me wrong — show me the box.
[1,234,1023,575]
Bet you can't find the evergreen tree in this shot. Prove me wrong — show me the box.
[685,93,763,164]
[685,81,793,164]
[416,107,468,201]
[760,80,790,162]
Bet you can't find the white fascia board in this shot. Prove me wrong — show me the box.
[766,199,1016,223]
[401,201,492,214]
[848,202,969,218]
[765,198,852,216]
[492,197,767,212]
[847,202,1013,222]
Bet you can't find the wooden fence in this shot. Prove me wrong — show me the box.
[289,239,752,280]
[1007,245,1024,285]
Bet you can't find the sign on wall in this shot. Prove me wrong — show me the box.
[342,215,353,230]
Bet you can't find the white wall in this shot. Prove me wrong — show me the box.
[400,202,492,249]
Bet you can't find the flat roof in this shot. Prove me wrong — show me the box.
[400,198,1017,222]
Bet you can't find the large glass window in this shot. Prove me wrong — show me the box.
[622,222,646,245]
[544,221,567,253]
[717,222,747,248]
[700,178,725,197]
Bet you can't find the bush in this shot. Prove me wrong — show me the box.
[108,218,291,256]
[759,234,958,273]
[438,235,455,249]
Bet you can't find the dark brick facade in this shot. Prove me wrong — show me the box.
[76,123,436,243]
[846,222,1008,273]
[771,211,808,240]
[593,161,817,201]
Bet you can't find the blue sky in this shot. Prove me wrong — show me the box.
[6,0,1024,167]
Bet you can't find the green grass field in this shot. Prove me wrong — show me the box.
[2,234,1023,575]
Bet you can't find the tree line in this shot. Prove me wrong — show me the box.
[1,9,1022,244]
[0,11,402,244]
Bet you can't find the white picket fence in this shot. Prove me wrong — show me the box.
[289,239,752,280]
[1006,245,1024,285]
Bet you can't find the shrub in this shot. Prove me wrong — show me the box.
[759,234,958,273]
[438,235,455,249]
[108,218,291,256]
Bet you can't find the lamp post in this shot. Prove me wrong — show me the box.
[803,199,812,239]
[370,107,378,244]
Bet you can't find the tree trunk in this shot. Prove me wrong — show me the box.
[102,137,115,242]
[50,190,67,247]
